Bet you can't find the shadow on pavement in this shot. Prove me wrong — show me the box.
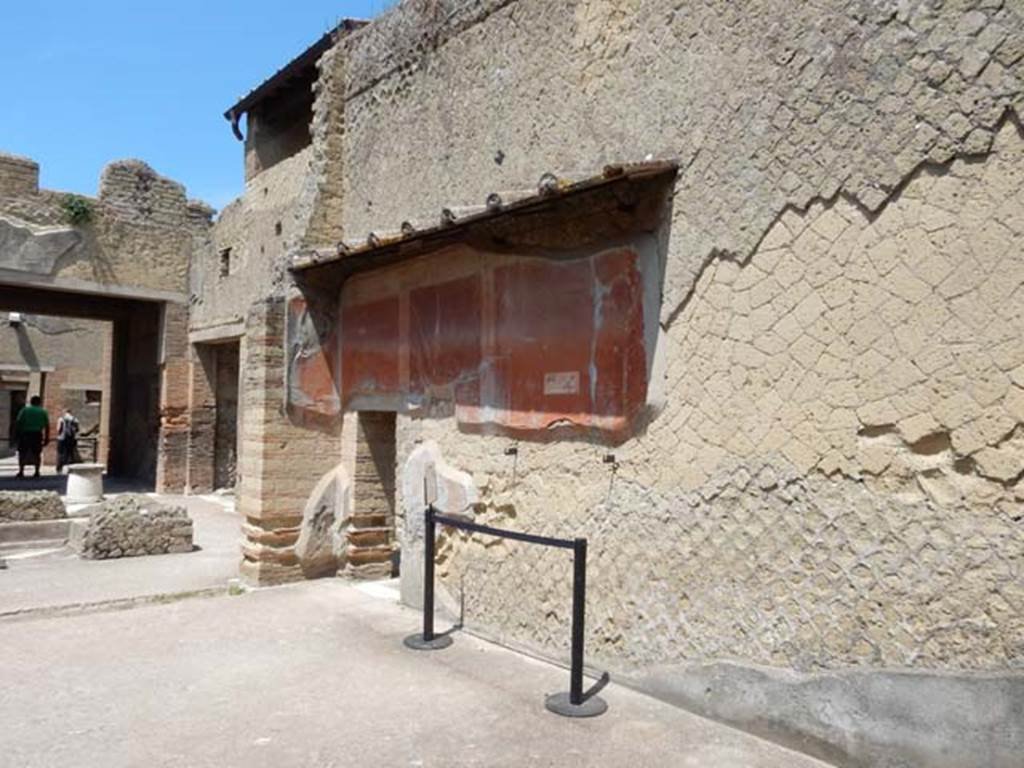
[0,460,152,496]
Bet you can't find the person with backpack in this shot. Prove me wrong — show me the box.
[56,408,81,474]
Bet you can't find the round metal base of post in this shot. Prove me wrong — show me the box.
[403,633,454,651]
[544,692,608,718]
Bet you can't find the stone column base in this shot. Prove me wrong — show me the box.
[239,558,305,587]
[239,515,303,586]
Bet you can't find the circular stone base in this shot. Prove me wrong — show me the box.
[403,633,454,651]
[66,464,105,505]
[544,692,608,718]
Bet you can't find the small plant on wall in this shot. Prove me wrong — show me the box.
[60,194,94,226]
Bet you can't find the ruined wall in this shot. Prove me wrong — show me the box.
[238,297,341,585]
[0,155,210,489]
[193,147,313,333]
[0,158,203,296]
[340,0,1023,317]
[342,0,1023,658]
[324,1,1024,762]
[198,32,357,577]
[0,315,108,377]
[402,122,1023,671]
[0,153,39,197]
[196,22,353,333]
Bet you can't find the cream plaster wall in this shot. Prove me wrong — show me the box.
[397,121,1024,675]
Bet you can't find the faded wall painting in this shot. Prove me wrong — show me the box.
[335,244,649,440]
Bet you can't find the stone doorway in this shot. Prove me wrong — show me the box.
[213,342,240,490]
[346,410,397,579]
[188,339,241,493]
[0,286,164,485]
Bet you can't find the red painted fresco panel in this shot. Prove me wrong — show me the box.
[335,247,647,438]
[489,249,645,432]
[592,251,647,422]
[286,295,341,420]
[492,259,595,424]
[341,295,400,403]
[409,274,483,404]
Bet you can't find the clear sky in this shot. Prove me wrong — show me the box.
[1,1,395,210]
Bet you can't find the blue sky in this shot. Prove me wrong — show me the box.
[1,1,395,210]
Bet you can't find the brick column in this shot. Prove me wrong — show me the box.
[238,297,339,586]
[155,302,190,493]
[344,411,397,579]
[186,344,217,494]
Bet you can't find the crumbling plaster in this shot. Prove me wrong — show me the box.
[0,159,205,296]
[195,148,313,331]
[396,119,1024,677]
[198,25,352,333]
[338,0,1024,324]
[321,0,1024,674]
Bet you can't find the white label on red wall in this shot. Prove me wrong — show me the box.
[544,371,580,395]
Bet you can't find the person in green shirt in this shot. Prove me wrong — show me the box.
[14,396,50,479]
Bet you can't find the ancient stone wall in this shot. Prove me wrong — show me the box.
[197,33,354,573]
[343,0,1023,665]
[196,23,355,334]
[0,159,204,296]
[301,39,349,248]
[344,411,397,578]
[0,314,108,374]
[0,153,39,197]
[186,344,218,493]
[322,2,1024,761]
[340,0,1023,318]
[237,298,341,585]
[0,154,209,489]
[193,148,313,333]
[401,122,1022,670]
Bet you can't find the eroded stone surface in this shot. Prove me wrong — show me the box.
[399,122,1024,674]
[294,464,351,577]
[399,440,478,607]
[340,0,1024,325]
[76,494,192,560]
[0,217,81,274]
[0,491,66,522]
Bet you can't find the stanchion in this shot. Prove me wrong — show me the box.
[402,505,608,717]
[544,538,607,717]
[403,505,453,650]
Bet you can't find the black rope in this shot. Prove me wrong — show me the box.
[433,511,577,550]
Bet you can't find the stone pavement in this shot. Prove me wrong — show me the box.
[0,455,151,496]
[0,579,831,768]
[0,494,239,618]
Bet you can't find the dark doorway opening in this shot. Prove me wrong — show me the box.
[0,284,166,487]
[347,410,398,579]
[213,341,240,490]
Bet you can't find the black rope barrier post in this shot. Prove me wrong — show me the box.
[403,504,453,651]
[401,508,607,717]
[544,538,607,718]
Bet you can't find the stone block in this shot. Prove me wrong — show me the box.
[74,494,193,560]
[294,464,351,578]
[0,491,66,522]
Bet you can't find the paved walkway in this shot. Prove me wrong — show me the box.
[0,494,240,617]
[0,579,830,768]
